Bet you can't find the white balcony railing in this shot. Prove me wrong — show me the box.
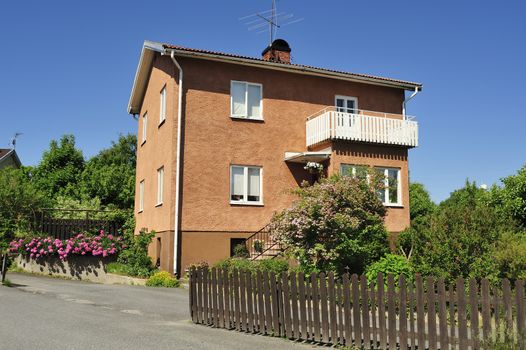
[306,107,418,148]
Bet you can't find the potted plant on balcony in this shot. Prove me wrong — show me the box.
[304,162,324,174]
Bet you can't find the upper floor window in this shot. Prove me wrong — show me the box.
[141,112,148,144]
[157,167,164,206]
[340,164,401,206]
[139,180,145,212]
[160,85,167,124]
[335,95,358,114]
[231,81,263,120]
[230,165,262,205]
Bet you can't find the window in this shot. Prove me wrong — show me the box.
[340,164,401,206]
[157,167,164,206]
[160,85,166,123]
[335,95,358,114]
[230,165,262,204]
[141,112,148,143]
[139,180,145,212]
[231,81,263,120]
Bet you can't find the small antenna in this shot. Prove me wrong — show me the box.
[240,0,304,45]
[9,132,22,149]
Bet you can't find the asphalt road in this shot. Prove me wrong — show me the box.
[0,273,316,350]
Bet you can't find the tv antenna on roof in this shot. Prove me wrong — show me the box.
[9,132,22,149]
[239,0,304,45]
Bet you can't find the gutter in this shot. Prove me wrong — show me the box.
[163,49,184,277]
[402,87,420,119]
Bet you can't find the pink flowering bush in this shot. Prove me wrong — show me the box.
[270,174,389,275]
[9,231,124,261]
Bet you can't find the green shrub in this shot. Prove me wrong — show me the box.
[213,257,289,275]
[270,174,389,275]
[117,230,156,278]
[365,254,413,285]
[233,243,249,258]
[146,271,179,288]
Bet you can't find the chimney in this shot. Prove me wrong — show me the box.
[262,39,291,64]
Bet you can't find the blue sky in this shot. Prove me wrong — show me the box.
[1,0,525,202]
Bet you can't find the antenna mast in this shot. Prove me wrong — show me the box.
[256,0,279,45]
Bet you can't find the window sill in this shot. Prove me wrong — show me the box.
[230,201,264,207]
[155,202,163,207]
[158,119,166,128]
[384,204,404,208]
[230,116,264,122]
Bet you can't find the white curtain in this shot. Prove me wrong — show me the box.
[231,166,244,197]
[247,168,260,198]
[247,84,261,118]
[231,82,246,116]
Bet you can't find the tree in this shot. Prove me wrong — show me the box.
[32,134,85,200]
[491,164,526,227]
[408,181,505,283]
[0,167,49,250]
[80,134,136,209]
[270,174,389,275]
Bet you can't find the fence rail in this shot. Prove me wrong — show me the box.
[189,268,526,349]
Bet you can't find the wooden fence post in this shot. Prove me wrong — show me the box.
[311,272,321,342]
[360,275,371,349]
[399,275,408,350]
[377,273,387,349]
[437,278,449,350]
[319,272,329,343]
[426,276,437,350]
[469,278,480,349]
[516,280,525,350]
[456,278,468,349]
[387,274,397,349]
[1,253,7,284]
[289,272,300,339]
[415,274,425,350]
[297,272,308,339]
[342,273,352,346]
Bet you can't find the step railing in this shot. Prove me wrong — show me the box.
[244,224,282,260]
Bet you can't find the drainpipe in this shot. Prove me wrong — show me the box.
[402,87,420,119]
[164,50,183,277]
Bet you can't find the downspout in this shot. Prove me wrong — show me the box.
[164,50,183,277]
[402,87,420,119]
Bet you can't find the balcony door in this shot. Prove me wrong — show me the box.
[335,95,358,114]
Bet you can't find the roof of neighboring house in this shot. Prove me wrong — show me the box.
[0,148,22,169]
[128,40,423,114]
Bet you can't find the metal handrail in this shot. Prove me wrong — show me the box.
[244,223,282,260]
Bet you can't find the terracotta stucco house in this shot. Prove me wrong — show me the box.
[128,39,422,276]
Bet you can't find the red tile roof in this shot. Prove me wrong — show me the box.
[162,43,422,88]
[0,149,10,159]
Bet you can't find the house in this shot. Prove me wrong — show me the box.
[0,148,22,169]
[128,39,422,276]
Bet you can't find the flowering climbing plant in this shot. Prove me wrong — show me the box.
[303,162,324,173]
[9,231,124,261]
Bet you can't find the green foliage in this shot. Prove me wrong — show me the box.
[146,271,180,288]
[270,174,389,275]
[233,243,249,258]
[365,254,413,285]
[32,135,85,200]
[406,181,511,284]
[117,230,156,278]
[490,164,526,227]
[106,262,128,275]
[0,167,49,250]
[80,134,136,209]
[214,257,290,275]
[493,231,526,281]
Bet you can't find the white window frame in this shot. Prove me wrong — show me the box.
[230,81,263,120]
[139,180,145,212]
[335,95,359,114]
[159,85,167,124]
[156,167,164,206]
[141,112,148,144]
[230,165,263,205]
[340,164,402,206]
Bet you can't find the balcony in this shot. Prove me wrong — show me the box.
[306,107,418,148]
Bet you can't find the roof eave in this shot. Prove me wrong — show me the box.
[127,41,165,115]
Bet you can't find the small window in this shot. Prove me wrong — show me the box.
[157,167,164,206]
[139,180,145,212]
[231,81,263,120]
[230,165,262,205]
[142,112,148,143]
[160,86,167,123]
[340,164,401,206]
[335,95,358,114]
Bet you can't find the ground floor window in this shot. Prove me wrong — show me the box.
[230,165,262,205]
[340,164,401,206]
